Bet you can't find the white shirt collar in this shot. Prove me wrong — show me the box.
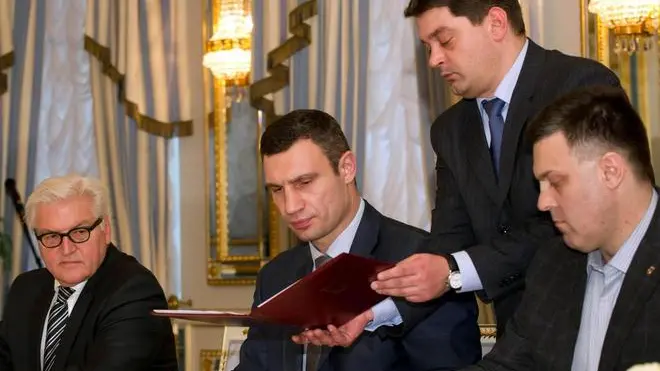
[477,39,529,109]
[310,198,366,266]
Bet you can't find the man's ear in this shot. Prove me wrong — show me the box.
[599,152,626,189]
[486,6,509,42]
[338,151,357,184]
[103,217,112,244]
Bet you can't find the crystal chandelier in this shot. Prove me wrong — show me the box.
[588,0,660,53]
[203,0,253,100]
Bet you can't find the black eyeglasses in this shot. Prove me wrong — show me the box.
[35,218,104,249]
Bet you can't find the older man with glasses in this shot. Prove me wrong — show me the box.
[0,174,178,371]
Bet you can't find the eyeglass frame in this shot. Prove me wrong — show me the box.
[34,217,104,249]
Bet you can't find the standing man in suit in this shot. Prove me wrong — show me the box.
[369,0,622,337]
[466,86,660,370]
[0,174,178,371]
[236,109,481,371]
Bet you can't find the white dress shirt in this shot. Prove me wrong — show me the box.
[571,190,657,370]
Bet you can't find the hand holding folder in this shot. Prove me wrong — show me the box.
[153,253,394,329]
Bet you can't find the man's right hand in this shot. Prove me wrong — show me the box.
[371,253,450,302]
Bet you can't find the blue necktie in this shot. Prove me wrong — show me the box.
[482,98,506,178]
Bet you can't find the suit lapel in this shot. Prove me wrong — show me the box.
[598,210,660,371]
[497,40,545,205]
[282,246,312,371]
[461,103,499,203]
[553,254,588,371]
[53,287,95,371]
[52,245,121,371]
[316,202,381,368]
[27,274,54,371]
[347,202,380,258]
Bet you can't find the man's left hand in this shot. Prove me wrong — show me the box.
[371,253,450,302]
[292,309,374,347]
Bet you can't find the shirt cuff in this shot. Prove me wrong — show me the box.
[364,298,402,332]
[452,251,484,292]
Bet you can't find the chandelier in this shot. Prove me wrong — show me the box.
[588,0,660,53]
[203,0,253,100]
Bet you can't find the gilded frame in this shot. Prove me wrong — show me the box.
[203,0,282,286]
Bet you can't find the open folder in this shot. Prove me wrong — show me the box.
[153,253,395,329]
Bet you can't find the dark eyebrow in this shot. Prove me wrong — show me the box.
[265,173,318,189]
[426,26,448,41]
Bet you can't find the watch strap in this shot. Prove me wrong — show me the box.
[444,253,459,273]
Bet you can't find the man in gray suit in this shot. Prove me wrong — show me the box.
[465,85,660,370]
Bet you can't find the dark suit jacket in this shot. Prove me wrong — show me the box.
[0,244,178,371]
[464,197,660,371]
[408,39,621,336]
[236,201,482,371]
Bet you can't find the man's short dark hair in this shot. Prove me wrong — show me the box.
[260,109,350,174]
[404,0,526,36]
[526,86,654,183]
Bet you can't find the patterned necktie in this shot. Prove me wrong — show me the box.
[305,254,331,371]
[482,98,506,178]
[44,286,75,371]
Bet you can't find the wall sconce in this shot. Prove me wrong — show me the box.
[203,0,253,103]
[588,0,660,54]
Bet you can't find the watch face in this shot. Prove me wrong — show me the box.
[449,272,462,289]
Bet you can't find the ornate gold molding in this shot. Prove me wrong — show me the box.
[479,324,497,339]
[0,51,14,95]
[248,0,317,126]
[200,349,223,371]
[84,36,193,138]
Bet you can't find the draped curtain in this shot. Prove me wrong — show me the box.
[1,0,47,278]
[85,0,192,292]
[0,0,189,296]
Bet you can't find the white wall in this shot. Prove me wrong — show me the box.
[525,0,583,56]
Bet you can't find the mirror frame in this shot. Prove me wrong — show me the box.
[205,92,283,286]
[203,0,283,286]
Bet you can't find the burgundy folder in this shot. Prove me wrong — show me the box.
[153,253,395,329]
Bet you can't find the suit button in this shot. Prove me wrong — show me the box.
[498,224,510,234]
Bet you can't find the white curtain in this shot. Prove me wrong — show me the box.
[363,0,433,230]
[35,0,98,185]
[85,0,192,292]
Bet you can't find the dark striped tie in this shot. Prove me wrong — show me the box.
[43,286,75,371]
[306,254,331,371]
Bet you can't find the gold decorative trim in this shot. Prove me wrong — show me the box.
[596,16,609,66]
[579,0,587,58]
[200,349,224,371]
[83,36,193,138]
[479,324,497,339]
[0,51,14,95]
[248,0,317,126]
